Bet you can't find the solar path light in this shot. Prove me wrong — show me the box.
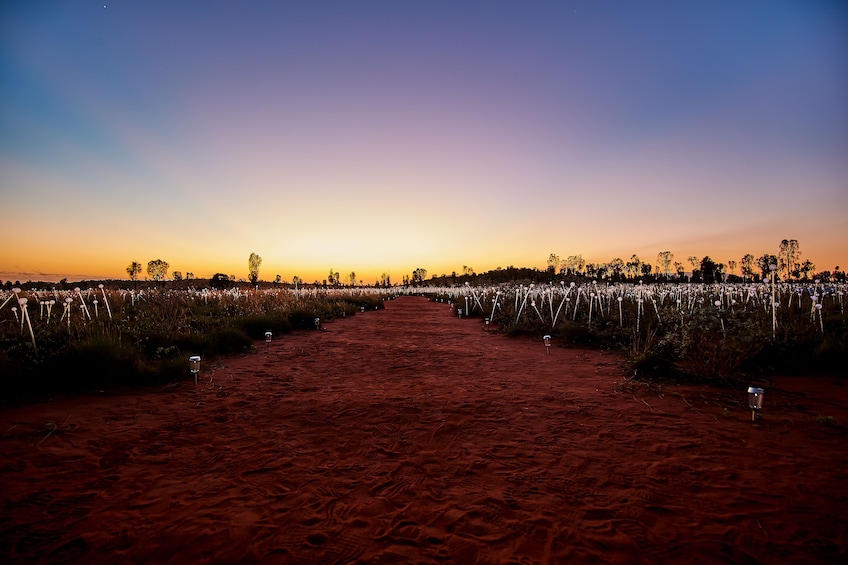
[748,387,764,422]
[543,335,552,354]
[190,355,201,385]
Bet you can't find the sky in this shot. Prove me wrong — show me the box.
[1,1,847,284]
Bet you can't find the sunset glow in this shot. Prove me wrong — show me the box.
[2,1,846,283]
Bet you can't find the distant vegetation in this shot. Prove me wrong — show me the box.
[0,286,388,402]
[2,240,844,401]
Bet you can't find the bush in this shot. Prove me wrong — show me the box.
[209,273,233,289]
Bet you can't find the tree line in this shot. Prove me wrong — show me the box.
[6,238,831,290]
[543,239,840,283]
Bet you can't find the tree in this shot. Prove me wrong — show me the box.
[172,271,183,281]
[412,267,428,284]
[657,251,674,279]
[727,260,737,276]
[275,274,282,285]
[687,256,699,275]
[127,261,142,282]
[292,275,302,289]
[248,252,262,285]
[327,268,340,286]
[147,259,169,283]
[625,255,642,279]
[595,263,609,280]
[715,263,726,283]
[380,272,391,286]
[674,262,685,279]
[700,256,717,284]
[186,272,194,280]
[349,272,356,286]
[778,239,801,280]
[756,254,779,278]
[565,255,585,276]
[608,258,625,280]
[740,254,755,281]
[546,253,560,274]
[798,259,815,280]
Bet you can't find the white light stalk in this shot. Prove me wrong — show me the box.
[99,284,112,319]
[75,288,92,320]
[19,298,36,352]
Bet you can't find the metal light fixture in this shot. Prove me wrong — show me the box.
[189,355,201,385]
[543,335,552,354]
[748,387,764,422]
[265,331,272,343]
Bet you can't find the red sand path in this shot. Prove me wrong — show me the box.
[1,295,847,564]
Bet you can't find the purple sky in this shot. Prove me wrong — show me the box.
[2,1,846,282]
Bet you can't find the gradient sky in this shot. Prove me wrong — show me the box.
[2,1,846,283]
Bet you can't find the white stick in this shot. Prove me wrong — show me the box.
[23,306,36,352]
[99,284,112,319]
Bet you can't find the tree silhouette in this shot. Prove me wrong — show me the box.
[565,255,585,276]
[327,268,340,286]
[798,259,816,280]
[248,252,262,285]
[608,258,625,281]
[127,261,142,289]
[625,255,641,279]
[147,259,169,283]
[700,256,717,283]
[756,254,779,278]
[778,239,801,280]
[412,267,428,284]
[546,253,560,274]
[687,256,699,274]
[741,254,755,281]
[126,261,142,284]
[657,251,674,279]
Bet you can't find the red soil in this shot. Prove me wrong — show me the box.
[1,295,846,564]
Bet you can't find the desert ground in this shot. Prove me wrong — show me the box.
[1,295,846,564]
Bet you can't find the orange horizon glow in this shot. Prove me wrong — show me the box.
[2,234,845,285]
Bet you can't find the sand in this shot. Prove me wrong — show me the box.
[1,295,846,564]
